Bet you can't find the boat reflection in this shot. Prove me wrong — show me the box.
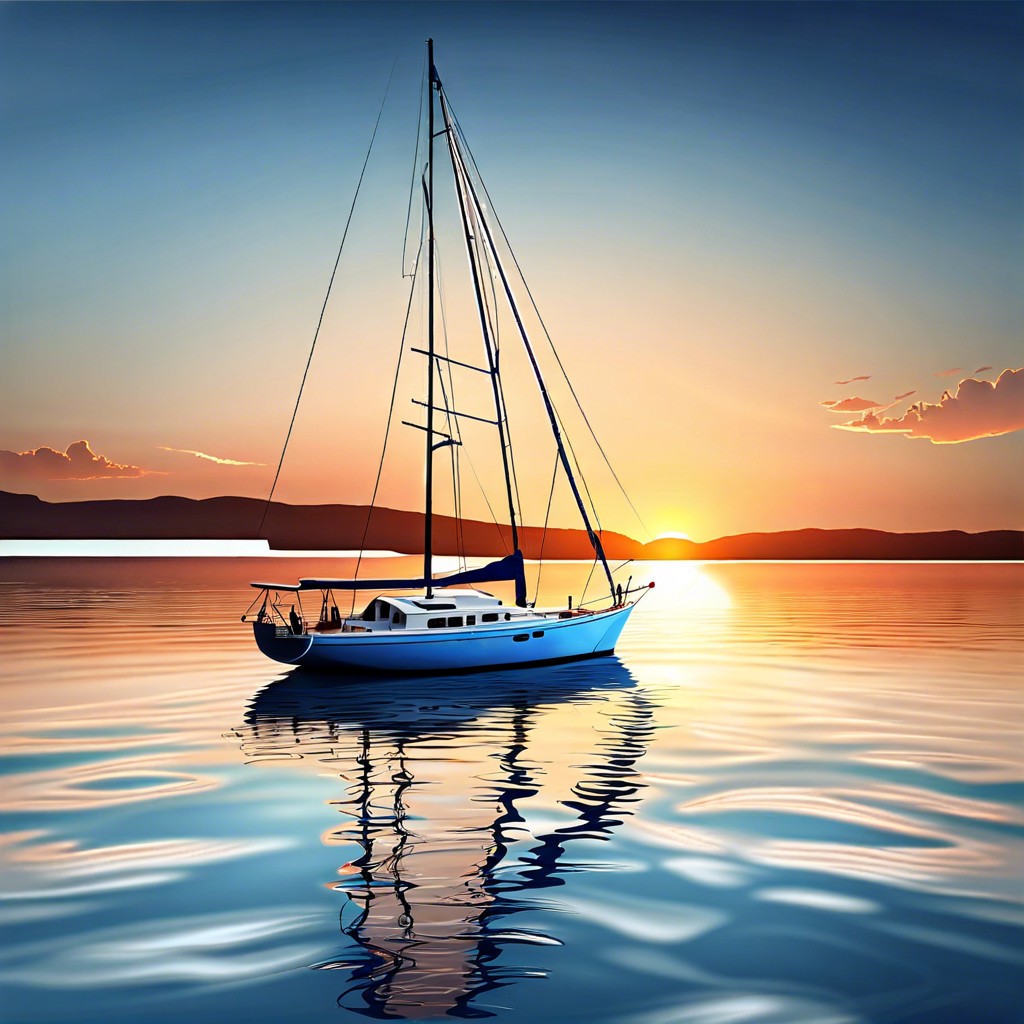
[240,659,656,1018]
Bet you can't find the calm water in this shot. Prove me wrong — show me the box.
[0,559,1021,1024]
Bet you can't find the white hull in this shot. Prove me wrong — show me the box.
[253,603,635,674]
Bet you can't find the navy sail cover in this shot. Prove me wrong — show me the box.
[253,550,528,607]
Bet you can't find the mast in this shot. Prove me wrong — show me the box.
[423,38,436,596]
[444,117,615,599]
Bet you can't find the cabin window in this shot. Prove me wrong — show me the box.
[447,616,463,627]
[504,613,512,621]
[466,615,476,626]
[533,631,544,638]
[427,617,446,628]
[360,600,389,622]
[391,610,406,627]
[513,633,529,642]
[482,613,498,623]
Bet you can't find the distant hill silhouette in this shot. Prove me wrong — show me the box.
[643,529,1023,560]
[0,491,640,559]
[1,491,1020,560]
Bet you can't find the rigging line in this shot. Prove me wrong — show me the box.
[473,210,523,527]
[257,52,399,541]
[433,244,467,568]
[453,446,466,570]
[581,554,598,607]
[467,166,523,533]
[441,115,522,560]
[351,241,423,603]
[475,222,524,530]
[488,235,500,349]
[462,445,510,555]
[470,197,600,540]
[449,103,653,541]
[445,104,612,597]
[402,49,428,278]
[471,200,499,350]
[533,453,559,606]
[452,105,599,535]
[433,245,462,443]
[449,437,466,572]
[448,116,606,584]
[496,369,524,529]
[469,193,502,359]
[435,347,466,569]
[552,398,603,533]
[453,442,465,570]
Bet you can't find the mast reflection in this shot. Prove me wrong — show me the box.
[240,659,656,1018]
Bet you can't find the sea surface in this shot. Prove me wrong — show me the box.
[0,559,1021,1024]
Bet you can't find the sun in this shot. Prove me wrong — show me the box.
[653,530,692,541]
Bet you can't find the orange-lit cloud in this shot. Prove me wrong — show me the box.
[974,365,993,374]
[0,440,150,481]
[893,390,916,402]
[820,396,885,413]
[158,446,266,467]
[837,368,1024,444]
[933,367,963,377]
[834,375,871,385]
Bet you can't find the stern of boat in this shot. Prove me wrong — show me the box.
[252,620,314,665]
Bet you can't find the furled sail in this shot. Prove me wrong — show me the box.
[252,550,528,606]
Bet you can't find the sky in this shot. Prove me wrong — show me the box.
[2,1,1021,541]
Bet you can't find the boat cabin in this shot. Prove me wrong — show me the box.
[354,590,523,632]
[247,583,548,637]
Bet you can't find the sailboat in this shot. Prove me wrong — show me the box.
[244,40,652,673]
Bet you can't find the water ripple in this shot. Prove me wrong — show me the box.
[0,560,1020,1023]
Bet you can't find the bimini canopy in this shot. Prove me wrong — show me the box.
[251,550,527,606]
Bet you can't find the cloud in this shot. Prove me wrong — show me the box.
[0,440,149,482]
[933,367,963,377]
[974,365,993,374]
[833,375,871,385]
[836,368,1024,443]
[158,446,266,467]
[819,396,885,413]
[893,391,916,401]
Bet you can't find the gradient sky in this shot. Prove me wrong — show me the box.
[2,1,1021,541]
